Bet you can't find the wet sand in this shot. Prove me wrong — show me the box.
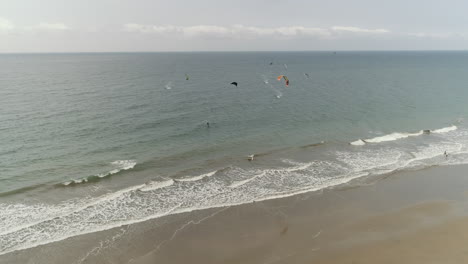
[3,165,468,264]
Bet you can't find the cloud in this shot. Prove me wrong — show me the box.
[31,23,70,31]
[123,24,237,36]
[123,24,468,42]
[123,23,177,34]
[405,32,467,39]
[123,24,392,39]
[123,24,334,38]
[24,23,70,32]
[331,26,390,34]
[183,25,231,36]
[0,18,70,34]
[0,17,14,32]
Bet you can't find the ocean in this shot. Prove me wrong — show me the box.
[1,51,468,255]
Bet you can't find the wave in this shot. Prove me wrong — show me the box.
[229,172,266,188]
[432,125,457,134]
[350,139,366,146]
[0,160,355,256]
[139,179,174,192]
[62,160,137,186]
[350,125,458,145]
[365,131,423,143]
[301,141,326,148]
[0,183,52,198]
[2,126,468,256]
[0,183,147,240]
[174,171,217,182]
[3,146,467,256]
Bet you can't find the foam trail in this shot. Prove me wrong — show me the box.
[262,75,282,98]
[275,90,283,99]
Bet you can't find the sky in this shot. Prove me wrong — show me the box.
[1,0,468,52]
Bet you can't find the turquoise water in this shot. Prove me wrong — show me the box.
[2,51,468,255]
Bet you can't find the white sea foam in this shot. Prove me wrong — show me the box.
[4,127,468,256]
[0,161,350,256]
[175,171,217,182]
[98,160,137,177]
[364,131,423,143]
[405,142,463,168]
[350,139,366,146]
[0,183,146,238]
[432,125,457,134]
[281,160,314,171]
[139,179,174,192]
[229,178,255,188]
[336,149,403,173]
[62,160,137,186]
[350,126,458,145]
[62,178,87,185]
[229,172,266,188]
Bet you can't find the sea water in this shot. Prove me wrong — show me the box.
[2,51,468,255]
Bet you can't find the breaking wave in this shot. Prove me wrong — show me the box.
[174,171,217,182]
[433,125,457,134]
[2,125,468,256]
[62,160,137,186]
[350,125,458,145]
[139,179,174,192]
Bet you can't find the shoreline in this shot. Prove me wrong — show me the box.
[3,164,468,263]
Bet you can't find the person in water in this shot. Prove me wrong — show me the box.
[206,122,210,128]
[444,151,448,158]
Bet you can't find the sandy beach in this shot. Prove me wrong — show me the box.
[2,164,468,264]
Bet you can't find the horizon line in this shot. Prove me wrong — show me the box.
[1,49,468,55]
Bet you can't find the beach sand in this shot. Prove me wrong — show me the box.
[3,165,468,264]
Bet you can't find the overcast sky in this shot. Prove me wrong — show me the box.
[2,0,468,52]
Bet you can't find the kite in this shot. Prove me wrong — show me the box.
[277,75,289,86]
